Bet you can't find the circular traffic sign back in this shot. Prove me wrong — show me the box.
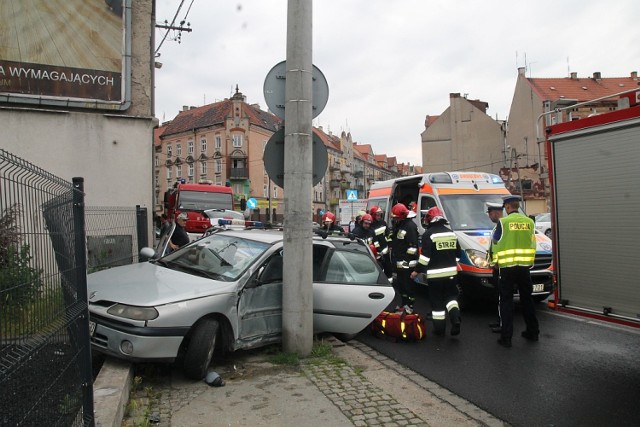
[263,128,328,188]
[263,61,329,120]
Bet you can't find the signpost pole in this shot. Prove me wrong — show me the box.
[282,0,313,356]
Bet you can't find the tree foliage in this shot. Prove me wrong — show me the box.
[0,204,43,308]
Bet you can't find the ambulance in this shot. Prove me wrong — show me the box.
[367,172,554,304]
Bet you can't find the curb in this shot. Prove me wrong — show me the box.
[93,357,133,427]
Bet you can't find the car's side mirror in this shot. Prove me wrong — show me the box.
[139,247,155,262]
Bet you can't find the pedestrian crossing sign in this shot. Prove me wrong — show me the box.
[346,189,358,202]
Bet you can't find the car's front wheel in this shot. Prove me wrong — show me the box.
[183,318,219,380]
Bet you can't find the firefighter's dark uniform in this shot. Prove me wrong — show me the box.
[391,217,419,311]
[371,218,392,277]
[317,223,344,236]
[352,223,375,243]
[416,219,462,335]
[491,210,539,347]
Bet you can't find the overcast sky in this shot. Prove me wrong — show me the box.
[154,0,639,165]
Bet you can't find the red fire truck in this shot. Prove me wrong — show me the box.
[165,182,235,233]
[545,94,640,327]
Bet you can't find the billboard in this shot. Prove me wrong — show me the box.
[0,0,131,110]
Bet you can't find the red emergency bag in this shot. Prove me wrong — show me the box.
[371,311,426,342]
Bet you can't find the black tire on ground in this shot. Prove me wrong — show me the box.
[545,229,552,238]
[334,332,359,342]
[183,318,220,380]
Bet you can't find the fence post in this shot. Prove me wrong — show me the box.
[136,205,148,258]
[73,177,95,426]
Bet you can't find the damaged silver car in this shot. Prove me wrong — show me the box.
[88,228,395,379]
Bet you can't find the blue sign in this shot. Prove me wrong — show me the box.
[247,198,258,209]
[346,189,358,202]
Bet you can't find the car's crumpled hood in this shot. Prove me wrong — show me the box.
[88,262,237,307]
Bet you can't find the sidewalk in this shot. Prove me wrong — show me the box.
[94,336,506,426]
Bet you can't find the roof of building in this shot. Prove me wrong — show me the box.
[527,71,639,103]
[313,127,342,153]
[161,91,282,138]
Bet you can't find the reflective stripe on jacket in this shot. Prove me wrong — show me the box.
[491,213,535,268]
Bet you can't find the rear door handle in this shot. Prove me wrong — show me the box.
[368,292,385,299]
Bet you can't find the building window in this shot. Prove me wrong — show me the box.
[215,135,221,149]
[201,138,207,153]
[166,167,172,180]
[176,143,182,157]
[273,186,278,198]
[188,163,194,177]
[215,177,222,185]
[167,145,172,157]
[216,159,222,173]
[233,134,243,148]
[188,140,194,155]
[176,165,182,178]
[263,185,268,197]
[154,155,159,167]
[200,161,207,175]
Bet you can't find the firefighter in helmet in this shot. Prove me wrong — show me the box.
[390,203,419,313]
[369,206,392,277]
[352,213,375,243]
[319,211,343,235]
[412,206,462,336]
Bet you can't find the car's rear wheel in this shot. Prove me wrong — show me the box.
[183,318,219,380]
[334,332,359,342]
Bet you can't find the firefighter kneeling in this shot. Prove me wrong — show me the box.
[412,207,462,336]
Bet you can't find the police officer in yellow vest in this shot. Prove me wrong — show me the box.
[490,195,539,348]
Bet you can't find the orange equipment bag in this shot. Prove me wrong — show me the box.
[371,311,425,342]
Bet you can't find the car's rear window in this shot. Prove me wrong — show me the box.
[321,250,381,284]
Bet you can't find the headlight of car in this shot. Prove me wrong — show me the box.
[107,304,159,321]
[466,249,490,269]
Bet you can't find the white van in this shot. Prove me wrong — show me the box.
[367,172,553,303]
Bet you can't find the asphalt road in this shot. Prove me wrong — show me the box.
[357,291,640,427]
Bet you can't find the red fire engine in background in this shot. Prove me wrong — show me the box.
[165,181,235,233]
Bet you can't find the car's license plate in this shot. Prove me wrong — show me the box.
[89,321,96,336]
[532,284,544,293]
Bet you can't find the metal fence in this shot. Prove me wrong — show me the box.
[0,150,149,426]
[86,205,148,271]
[0,149,93,426]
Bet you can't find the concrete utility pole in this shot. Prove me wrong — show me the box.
[282,0,313,355]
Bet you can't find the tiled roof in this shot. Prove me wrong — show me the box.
[527,72,640,103]
[161,99,282,138]
[425,115,440,127]
[153,125,166,147]
[314,127,342,153]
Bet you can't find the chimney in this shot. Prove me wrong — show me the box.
[631,71,638,80]
[518,67,526,76]
[570,72,577,80]
[450,93,461,99]
[593,72,602,80]
[182,105,189,111]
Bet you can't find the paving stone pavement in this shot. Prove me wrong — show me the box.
[121,337,505,426]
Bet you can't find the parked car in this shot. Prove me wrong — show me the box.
[535,213,552,238]
[87,227,395,379]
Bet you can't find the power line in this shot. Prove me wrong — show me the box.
[155,0,194,56]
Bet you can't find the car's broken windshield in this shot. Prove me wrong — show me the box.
[162,234,270,280]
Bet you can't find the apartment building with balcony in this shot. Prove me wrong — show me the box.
[154,87,283,219]
[154,88,423,222]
